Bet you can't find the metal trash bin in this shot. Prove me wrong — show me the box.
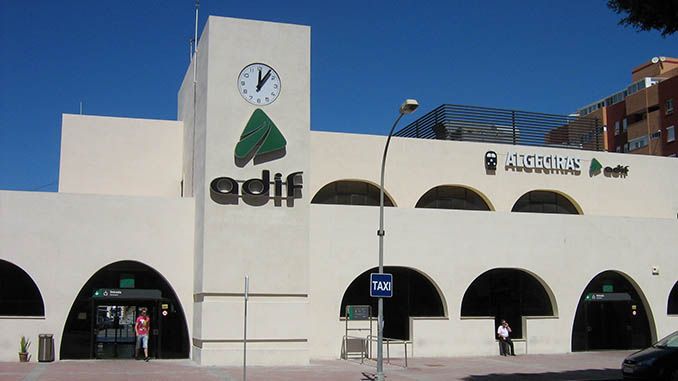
[38,334,54,362]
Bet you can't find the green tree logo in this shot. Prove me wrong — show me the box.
[235,109,287,167]
[589,158,603,176]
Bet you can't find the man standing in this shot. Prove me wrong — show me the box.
[497,319,515,356]
[135,307,151,361]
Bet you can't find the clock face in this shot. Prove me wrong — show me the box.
[237,63,281,106]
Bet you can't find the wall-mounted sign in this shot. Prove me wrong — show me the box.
[485,151,498,170]
[92,288,162,300]
[346,305,371,321]
[589,158,629,177]
[235,109,286,167]
[584,292,632,302]
[210,170,303,207]
[505,152,581,173]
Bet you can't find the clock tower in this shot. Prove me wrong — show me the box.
[178,16,310,365]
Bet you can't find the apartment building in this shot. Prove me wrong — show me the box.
[577,57,678,157]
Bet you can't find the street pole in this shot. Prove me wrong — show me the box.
[376,100,418,381]
[243,275,249,381]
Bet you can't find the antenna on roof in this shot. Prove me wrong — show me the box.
[188,0,200,197]
[193,0,199,84]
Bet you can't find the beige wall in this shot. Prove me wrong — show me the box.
[307,193,678,359]
[0,190,194,362]
[310,131,678,218]
[59,114,183,197]
[180,16,312,365]
[307,130,678,358]
[5,16,678,368]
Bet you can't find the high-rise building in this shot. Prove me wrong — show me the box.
[576,57,678,157]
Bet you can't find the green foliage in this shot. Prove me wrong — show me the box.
[19,336,30,353]
[607,0,678,36]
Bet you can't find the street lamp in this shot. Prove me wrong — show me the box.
[376,99,419,381]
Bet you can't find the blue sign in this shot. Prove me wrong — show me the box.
[370,273,393,298]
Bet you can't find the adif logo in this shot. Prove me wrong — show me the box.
[589,158,629,178]
[589,158,603,176]
[210,108,302,207]
[210,170,303,207]
[235,109,286,167]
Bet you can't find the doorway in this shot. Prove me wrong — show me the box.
[61,261,189,359]
[92,297,163,359]
[572,271,653,351]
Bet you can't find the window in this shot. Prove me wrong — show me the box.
[667,126,675,143]
[461,269,555,339]
[311,180,394,206]
[668,99,674,115]
[0,260,45,316]
[622,118,628,132]
[512,191,579,215]
[623,143,630,152]
[416,186,491,211]
[629,135,649,151]
[651,130,661,139]
[616,146,621,152]
[614,121,620,136]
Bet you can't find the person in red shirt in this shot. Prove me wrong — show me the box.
[135,307,151,361]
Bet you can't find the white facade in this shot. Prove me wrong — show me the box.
[0,16,676,365]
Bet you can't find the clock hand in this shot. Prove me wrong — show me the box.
[256,69,272,92]
[257,68,262,88]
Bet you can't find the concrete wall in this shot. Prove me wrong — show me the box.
[308,205,678,359]
[307,132,678,359]
[59,114,183,197]
[182,16,311,365]
[310,131,678,218]
[0,190,194,362]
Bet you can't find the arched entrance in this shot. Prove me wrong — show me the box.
[668,281,678,315]
[340,267,445,340]
[0,259,45,316]
[60,261,189,359]
[461,268,556,339]
[572,270,654,351]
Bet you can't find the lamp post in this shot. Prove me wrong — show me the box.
[376,99,419,381]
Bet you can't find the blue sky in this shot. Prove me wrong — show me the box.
[1,0,675,191]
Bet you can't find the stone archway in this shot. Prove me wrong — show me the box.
[60,260,189,359]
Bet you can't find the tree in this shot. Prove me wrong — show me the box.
[607,0,678,36]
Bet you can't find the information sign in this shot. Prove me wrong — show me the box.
[370,273,393,298]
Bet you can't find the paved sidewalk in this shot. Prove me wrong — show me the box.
[0,351,631,381]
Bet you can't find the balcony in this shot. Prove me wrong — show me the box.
[395,104,603,151]
[626,110,661,141]
[625,86,659,115]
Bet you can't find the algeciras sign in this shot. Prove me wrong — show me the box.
[505,152,582,173]
[210,108,303,207]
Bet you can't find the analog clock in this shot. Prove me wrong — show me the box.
[237,63,281,106]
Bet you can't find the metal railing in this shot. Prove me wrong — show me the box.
[394,104,603,151]
[366,335,411,368]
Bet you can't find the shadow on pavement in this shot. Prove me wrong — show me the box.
[464,368,622,381]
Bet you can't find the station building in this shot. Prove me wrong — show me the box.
[1,16,677,365]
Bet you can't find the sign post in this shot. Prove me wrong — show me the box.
[243,275,249,381]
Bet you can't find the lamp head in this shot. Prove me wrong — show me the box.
[400,99,419,115]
